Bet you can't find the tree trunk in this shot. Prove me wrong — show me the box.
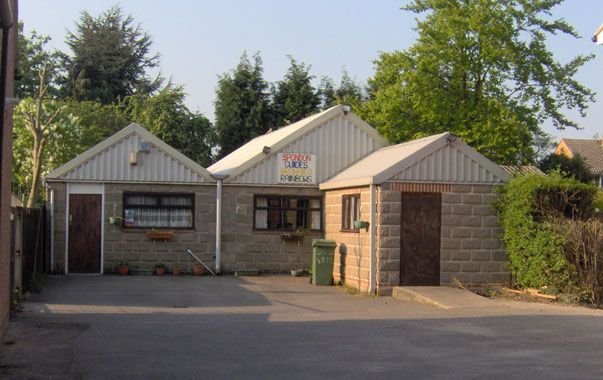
[26,132,44,208]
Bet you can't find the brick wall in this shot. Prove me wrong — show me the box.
[0,3,17,336]
[324,187,372,293]
[220,186,323,273]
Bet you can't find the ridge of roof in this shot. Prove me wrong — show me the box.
[208,105,388,182]
[46,123,214,181]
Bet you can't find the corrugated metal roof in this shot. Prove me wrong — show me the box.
[320,132,509,189]
[208,105,389,184]
[46,123,214,183]
[557,138,603,174]
[500,165,546,176]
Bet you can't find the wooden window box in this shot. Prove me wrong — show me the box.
[146,231,174,241]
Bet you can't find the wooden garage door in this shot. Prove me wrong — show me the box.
[68,194,101,273]
[400,192,441,285]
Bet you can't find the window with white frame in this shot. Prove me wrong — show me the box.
[342,194,360,231]
[123,192,194,229]
[254,195,322,231]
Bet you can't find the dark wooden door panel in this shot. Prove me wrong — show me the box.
[68,194,101,273]
[400,192,441,285]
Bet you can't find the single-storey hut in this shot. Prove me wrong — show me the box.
[208,105,389,273]
[319,132,510,295]
[45,123,216,274]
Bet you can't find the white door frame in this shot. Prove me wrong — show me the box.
[65,183,105,274]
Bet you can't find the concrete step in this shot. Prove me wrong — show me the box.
[392,286,494,309]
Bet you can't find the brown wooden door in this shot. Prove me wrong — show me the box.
[400,192,441,285]
[68,194,101,273]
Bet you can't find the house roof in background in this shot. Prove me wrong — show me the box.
[556,138,603,174]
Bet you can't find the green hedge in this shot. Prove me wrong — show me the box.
[495,172,597,291]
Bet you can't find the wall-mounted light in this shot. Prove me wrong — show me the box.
[129,152,138,165]
[343,105,351,115]
[262,146,271,154]
[446,134,458,144]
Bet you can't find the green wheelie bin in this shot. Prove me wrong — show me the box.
[311,239,336,285]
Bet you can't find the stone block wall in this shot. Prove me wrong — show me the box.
[103,183,216,273]
[50,182,216,274]
[376,182,509,293]
[440,184,509,286]
[220,185,323,273]
[324,187,372,293]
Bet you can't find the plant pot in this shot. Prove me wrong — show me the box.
[155,267,166,276]
[172,268,182,276]
[290,269,305,277]
[117,265,129,276]
[353,220,369,230]
[193,264,205,276]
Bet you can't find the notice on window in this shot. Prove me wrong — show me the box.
[277,153,316,184]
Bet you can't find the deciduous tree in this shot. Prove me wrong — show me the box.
[360,0,594,164]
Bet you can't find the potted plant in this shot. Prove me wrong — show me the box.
[109,216,125,225]
[193,264,205,276]
[154,261,166,276]
[290,269,306,277]
[172,265,182,276]
[281,228,306,242]
[116,260,129,276]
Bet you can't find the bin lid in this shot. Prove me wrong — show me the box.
[312,239,337,247]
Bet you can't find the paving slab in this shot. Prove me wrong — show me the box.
[392,286,495,309]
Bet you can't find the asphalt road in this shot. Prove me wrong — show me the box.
[1,275,602,379]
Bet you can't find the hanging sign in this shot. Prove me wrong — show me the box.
[277,153,316,184]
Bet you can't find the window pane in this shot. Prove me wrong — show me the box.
[256,197,267,207]
[311,211,321,230]
[162,196,192,207]
[268,209,282,229]
[123,193,194,229]
[126,196,157,206]
[255,209,268,229]
[309,199,320,208]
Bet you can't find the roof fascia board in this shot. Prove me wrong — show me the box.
[45,178,215,186]
[319,176,374,190]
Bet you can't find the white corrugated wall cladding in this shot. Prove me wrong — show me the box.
[62,133,206,183]
[393,145,502,183]
[233,115,382,185]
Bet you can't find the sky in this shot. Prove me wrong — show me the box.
[19,0,603,141]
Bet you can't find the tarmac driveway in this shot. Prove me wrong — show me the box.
[1,274,603,379]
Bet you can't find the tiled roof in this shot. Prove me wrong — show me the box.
[560,138,603,173]
[499,165,546,177]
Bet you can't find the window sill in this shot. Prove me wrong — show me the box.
[339,229,360,233]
